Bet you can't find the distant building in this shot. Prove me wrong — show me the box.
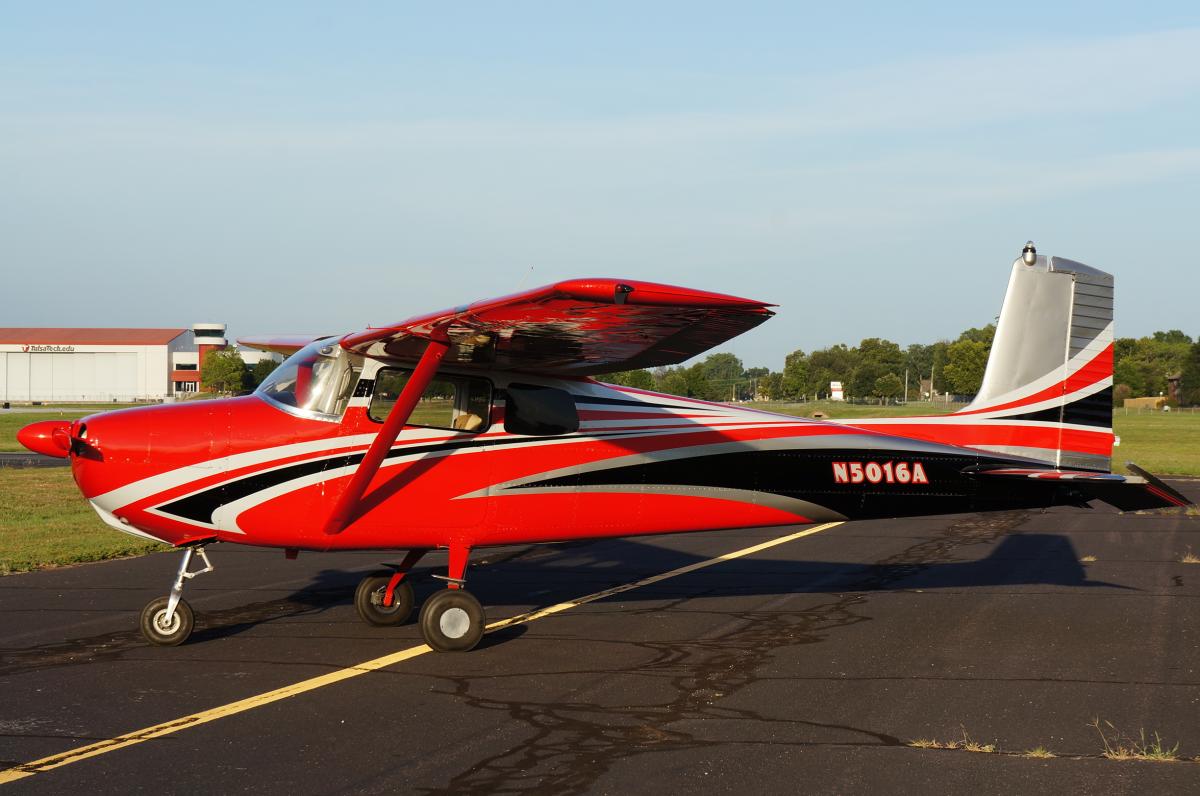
[1124,396,1169,410]
[1167,373,1182,404]
[0,323,275,403]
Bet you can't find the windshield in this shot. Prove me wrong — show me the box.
[256,338,361,420]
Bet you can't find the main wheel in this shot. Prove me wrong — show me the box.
[355,572,416,626]
[140,596,194,646]
[419,589,484,652]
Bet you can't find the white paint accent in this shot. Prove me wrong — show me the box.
[960,322,1113,415]
[89,501,164,543]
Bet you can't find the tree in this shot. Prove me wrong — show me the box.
[1113,334,1191,398]
[250,357,280,387]
[929,341,949,394]
[905,343,934,387]
[601,369,655,390]
[201,348,250,394]
[1179,342,1200,406]
[1152,330,1193,345]
[701,352,745,399]
[849,360,888,400]
[657,367,690,398]
[873,372,904,404]
[760,372,784,400]
[956,324,996,346]
[850,337,903,401]
[857,337,904,373]
[942,339,989,396]
[806,344,859,399]
[781,349,809,399]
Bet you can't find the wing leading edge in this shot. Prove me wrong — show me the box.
[339,278,774,375]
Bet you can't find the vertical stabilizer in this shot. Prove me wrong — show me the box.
[958,247,1114,471]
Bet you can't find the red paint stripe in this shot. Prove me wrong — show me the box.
[859,422,1113,456]
[955,343,1113,416]
[1146,484,1189,507]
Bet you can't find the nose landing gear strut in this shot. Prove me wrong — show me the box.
[140,544,214,646]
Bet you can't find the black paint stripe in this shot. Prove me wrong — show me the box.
[153,428,665,525]
[573,395,717,411]
[992,386,1113,428]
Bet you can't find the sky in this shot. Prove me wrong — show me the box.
[3,1,1199,369]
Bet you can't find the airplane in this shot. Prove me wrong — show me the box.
[17,242,1191,652]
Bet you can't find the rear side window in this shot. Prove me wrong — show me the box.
[504,383,579,436]
[369,369,491,432]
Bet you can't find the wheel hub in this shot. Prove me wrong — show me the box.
[439,607,470,639]
[154,609,180,635]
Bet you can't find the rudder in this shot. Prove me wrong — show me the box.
[957,244,1114,471]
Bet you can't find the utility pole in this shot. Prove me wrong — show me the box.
[903,368,908,404]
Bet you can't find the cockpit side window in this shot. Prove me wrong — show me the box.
[369,368,491,432]
[256,339,362,420]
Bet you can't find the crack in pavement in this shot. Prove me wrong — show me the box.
[418,512,1031,795]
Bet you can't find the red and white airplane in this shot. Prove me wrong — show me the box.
[18,243,1190,651]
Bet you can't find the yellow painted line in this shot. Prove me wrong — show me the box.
[0,521,842,785]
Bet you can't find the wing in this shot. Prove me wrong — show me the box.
[339,278,774,375]
[237,335,326,356]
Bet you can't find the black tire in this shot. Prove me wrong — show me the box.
[139,596,194,646]
[354,572,415,627]
[419,589,484,652]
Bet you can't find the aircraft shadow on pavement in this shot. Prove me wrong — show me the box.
[190,532,1127,645]
[462,532,1132,604]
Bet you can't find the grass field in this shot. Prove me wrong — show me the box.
[748,399,965,418]
[0,468,165,574]
[1,400,1196,574]
[1112,412,1200,477]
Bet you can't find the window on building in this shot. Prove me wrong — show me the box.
[175,363,198,371]
[369,369,491,431]
[193,329,225,338]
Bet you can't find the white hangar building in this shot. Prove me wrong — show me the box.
[0,323,245,403]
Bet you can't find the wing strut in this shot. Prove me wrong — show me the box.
[324,333,451,535]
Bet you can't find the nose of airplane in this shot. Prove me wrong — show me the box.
[17,420,73,458]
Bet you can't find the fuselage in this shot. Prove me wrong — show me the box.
[62,363,1082,552]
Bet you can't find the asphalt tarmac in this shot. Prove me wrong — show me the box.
[1,484,1198,794]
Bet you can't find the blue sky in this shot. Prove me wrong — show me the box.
[3,2,1199,368]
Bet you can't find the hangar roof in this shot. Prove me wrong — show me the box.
[0,328,188,345]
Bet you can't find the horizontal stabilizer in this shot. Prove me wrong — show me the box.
[967,464,1192,512]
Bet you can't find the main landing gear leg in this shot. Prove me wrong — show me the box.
[140,545,213,646]
[354,549,428,627]
[419,544,484,652]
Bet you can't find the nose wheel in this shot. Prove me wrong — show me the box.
[140,596,194,646]
[139,544,213,647]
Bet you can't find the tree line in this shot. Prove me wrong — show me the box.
[604,328,1200,406]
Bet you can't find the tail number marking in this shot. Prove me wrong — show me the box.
[832,461,928,485]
